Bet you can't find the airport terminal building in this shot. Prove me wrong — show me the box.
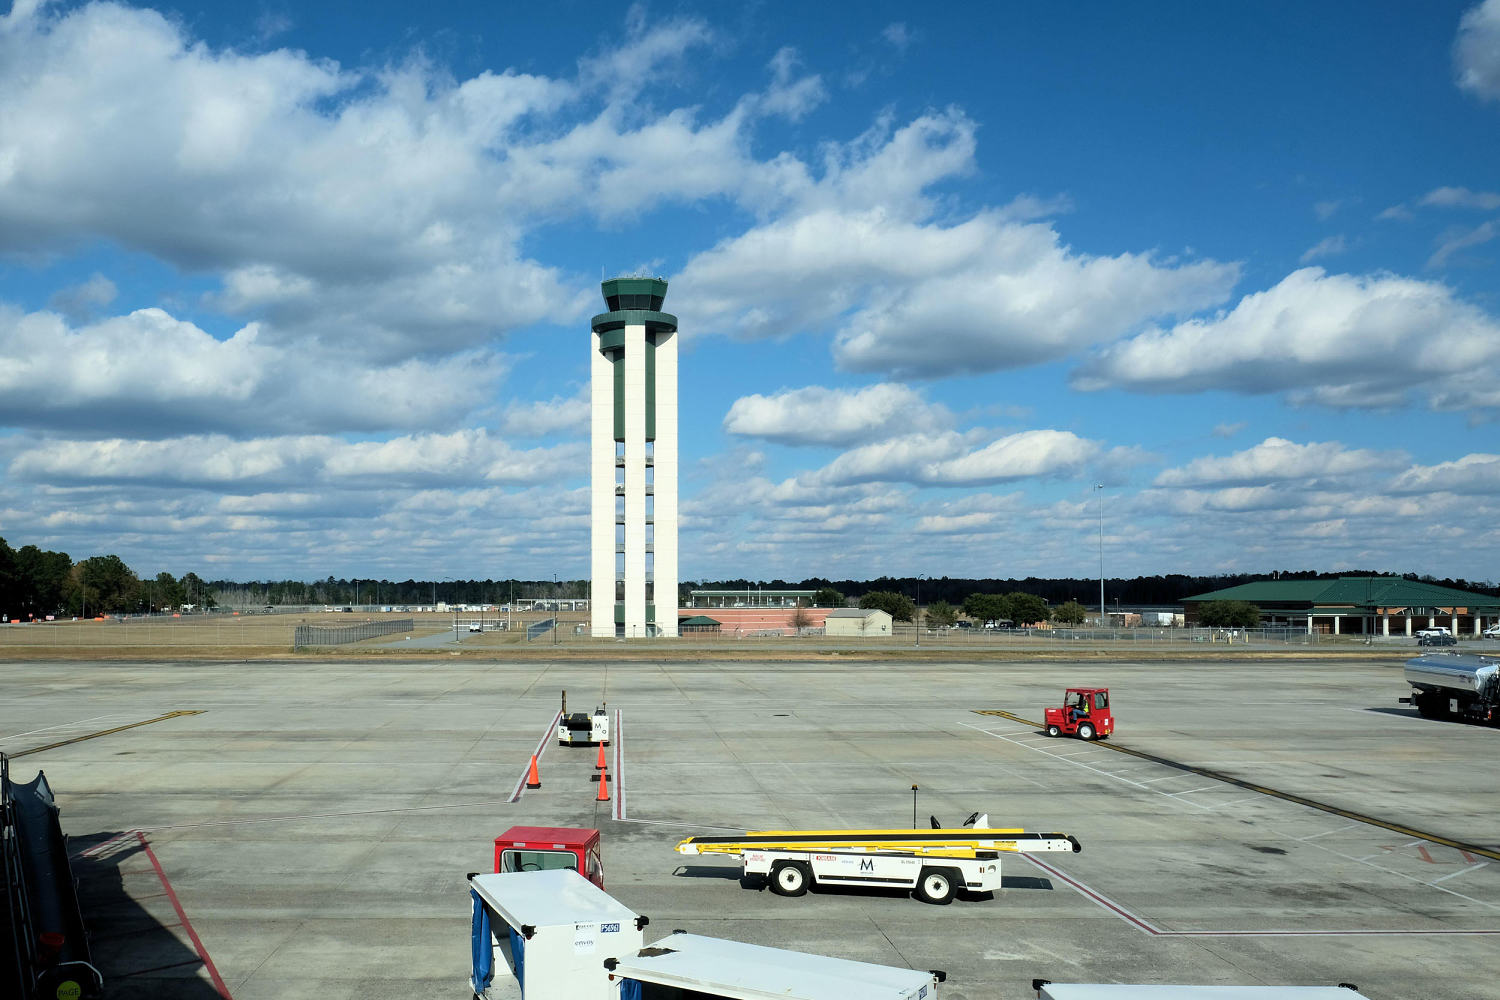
[1183,576,1500,635]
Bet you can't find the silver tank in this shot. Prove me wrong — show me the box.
[1405,652,1500,701]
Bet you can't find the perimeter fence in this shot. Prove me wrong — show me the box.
[294,618,413,647]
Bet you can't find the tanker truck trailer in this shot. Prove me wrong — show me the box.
[1401,651,1500,725]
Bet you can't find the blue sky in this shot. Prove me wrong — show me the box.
[1,0,1499,584]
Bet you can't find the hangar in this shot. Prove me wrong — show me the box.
[1183,576,1500,636]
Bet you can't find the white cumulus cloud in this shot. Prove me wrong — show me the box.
[1455,0,1500,102]
[723,383,949,446]
[1154,437,1408,488]
[1073,267,1500,412]
[809,429,1107,487]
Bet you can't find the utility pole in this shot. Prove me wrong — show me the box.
[1094,484,1105,624]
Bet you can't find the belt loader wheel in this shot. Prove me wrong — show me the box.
[1077,722,1096,741]
[915,866,958,905]
[769,861,810,897]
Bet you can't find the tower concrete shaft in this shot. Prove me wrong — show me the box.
[590,278,677,638]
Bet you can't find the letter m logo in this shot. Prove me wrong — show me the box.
[859,858,874,872]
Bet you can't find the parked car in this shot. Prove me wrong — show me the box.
[1416,627,1451,637]
[1484,623,1500,638]
[1418,633,1458,647]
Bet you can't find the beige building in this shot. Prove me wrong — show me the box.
[824,608,892,636]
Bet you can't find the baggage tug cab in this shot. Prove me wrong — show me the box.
[494,826,604,888]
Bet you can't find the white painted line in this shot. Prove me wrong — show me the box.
[1430,861,1490,884]
[1298,823,1362,841]
[1167,785,1221,797]
[612,708,625,821]
[508,708,563,804]
[0,714,124,742]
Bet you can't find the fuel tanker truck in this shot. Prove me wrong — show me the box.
[1401,651,1500,725]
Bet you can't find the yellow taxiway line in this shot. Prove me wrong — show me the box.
[9,710,205,758]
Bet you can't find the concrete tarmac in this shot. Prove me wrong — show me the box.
[1,655,1496,999]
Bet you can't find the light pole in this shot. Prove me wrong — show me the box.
[915,574,927,647]
[1093,484,1105,624]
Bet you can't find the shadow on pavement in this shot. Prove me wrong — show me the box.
[71,831,227,1000]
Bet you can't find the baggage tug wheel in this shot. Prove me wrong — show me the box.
[1046,724,1061,737]
[769,861,810,897]
[1077,722,1096,741]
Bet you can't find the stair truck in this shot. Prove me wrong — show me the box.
[603,930,945,999]
[1031,981,1369,999]
[675,819,1081,904]
[1401,651,1499,725]
[467,869,648,1000]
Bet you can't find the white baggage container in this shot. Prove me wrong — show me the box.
[468,869,647,1000]
[602,930,943,999]
[1034,984,1369,1000]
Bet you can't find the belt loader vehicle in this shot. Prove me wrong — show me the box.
[1400,651,1499,725]
[675,818,1081,905]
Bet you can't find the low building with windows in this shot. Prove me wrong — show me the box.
[687,589,817,609]
[1182,577,1500,636]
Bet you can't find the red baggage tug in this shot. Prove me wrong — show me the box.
[1044,687,1113,741]
[493,826,604,888]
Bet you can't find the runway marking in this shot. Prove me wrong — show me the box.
[1299,823,1362,841]
[1024,854,1500,937]
[8,710,205,758]
[508,708,563,803]
[973,708,1500,862]
[0,713,124,742]
[1167,785,1220,797]
[136,831,232,998]
[1432,862,1491,884]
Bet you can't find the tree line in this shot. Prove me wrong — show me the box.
[0,537,215,619]
[689,570,1500,607]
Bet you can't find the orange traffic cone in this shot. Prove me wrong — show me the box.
[595,742,607,770]
[526,754,541,789]
[595,765,610,801]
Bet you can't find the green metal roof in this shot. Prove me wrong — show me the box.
[678,615,722,626]
[1184,576,1500,611]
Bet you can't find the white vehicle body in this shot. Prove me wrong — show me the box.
[1035,984,1369,1000]
[676,822,1080,904]
[468,869,645,1000]
[744,847,1002,894]
[559,710,610,745]
[604,931,941,1000]
[1416,627,1451,637]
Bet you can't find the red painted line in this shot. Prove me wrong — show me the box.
[136,832,232,999]
[508,709,563,803]
[612,709,625,821]
[1025,855,1500,937]
[1418,845,1437,864]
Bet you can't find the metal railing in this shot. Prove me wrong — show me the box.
[293,619,413,647]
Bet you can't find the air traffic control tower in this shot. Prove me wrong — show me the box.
[590,277,678,638]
